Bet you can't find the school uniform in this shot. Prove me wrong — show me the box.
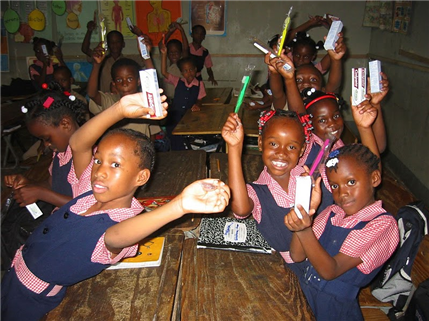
[50,145,74,197]
[189,43,213,81]
[29,60,59,90]
[293,202,399,321]
[164,73,206,150]
[1,162,142,320]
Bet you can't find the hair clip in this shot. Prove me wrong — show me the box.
[21,106,28,113]
[42,83,49,89]
[329,150,340,158]
[298,114,313,143]
[304,92,338,110]
[326,157,339,168]
[258,110,276,135]
[43,97,54,109]
[63,91,76,101]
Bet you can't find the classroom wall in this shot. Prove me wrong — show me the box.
[367,1,429,204]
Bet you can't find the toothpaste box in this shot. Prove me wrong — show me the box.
[352,67,367,105]
[369,60,382,93]
[139,69,163,118]
[138,36,151,60]
[324,20,343,51]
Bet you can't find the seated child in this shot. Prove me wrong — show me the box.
[284,143,399,321]
[189,25,217,85]
[221,110,309,262]
[87,41,161,139]
[1,91,231,321]
[29,37,65,90]
[53,66,88,106]
[161,45,206,150]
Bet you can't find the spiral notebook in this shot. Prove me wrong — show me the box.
[197,217,272,254]
[108,237,165,269]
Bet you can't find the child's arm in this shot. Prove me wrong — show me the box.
[81,20,96,58]
[264,54,287,110]
[87,43,106,106]
[366,72,389,153]
[324,33,347,93]
[104,179,230,252]
[70,91,168,179]
[137,34,155,69]
[53,46,66,67]
[160,43,170,79]
[287,15,326,43]
[177,23,189,57]
[207,67,218,86]
[285,177,362,280]
[221,113,254,216]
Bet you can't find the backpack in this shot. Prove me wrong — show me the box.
[404,278,429,321]
[371,201,429,320]
[1,194,55,270]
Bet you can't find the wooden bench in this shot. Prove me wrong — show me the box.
[209,152,429,320]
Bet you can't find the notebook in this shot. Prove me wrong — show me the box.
[197,217,272,254]
[139,196,175,212]
[107,236,165,269]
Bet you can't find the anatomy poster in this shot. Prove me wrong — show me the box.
[99,0,135,39]
[190,1,226,36]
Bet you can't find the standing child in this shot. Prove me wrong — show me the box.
[189,25,217,85]
[1,92,231,321]
[221,110,308,262]
[161,44,206,150]
[29,37,65,90]
[284,143,399,320]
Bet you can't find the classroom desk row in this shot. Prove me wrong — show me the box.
[43,150,314,321]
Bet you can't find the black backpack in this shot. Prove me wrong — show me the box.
[404,278,429,321]
[371,201,429,320]
[1,194,55,270]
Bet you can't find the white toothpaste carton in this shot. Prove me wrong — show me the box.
[294,176,312,219]
[41,44,48,56]
[352,67,367,105]
[324,20,343,51]
[26,203,44,219]
[126,17,134,31]
[139,69,163,118]
[369,60,382,93]
[138,36,150,60]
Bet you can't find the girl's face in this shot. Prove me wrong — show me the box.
[107,34,125,55]
[258,117,305,182]
[112,66,140,97]
[327,155,380,216]
[292,44,316,67]
[295,65,323,93]
[27,117,73,153]
[54,70,72,91]
[309,99,344,142]
[180,62,197,84]
[167,43,181,64]
[91,133,149,209]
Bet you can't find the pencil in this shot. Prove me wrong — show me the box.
[217,159,220,172]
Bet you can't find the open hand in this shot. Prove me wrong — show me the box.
[367,72,389,106]
[118,90,168,120]
[221,113,244,147]
[351,98,378,129]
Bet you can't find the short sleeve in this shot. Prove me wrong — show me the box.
[91,233,139,265]
[198,80,206,99]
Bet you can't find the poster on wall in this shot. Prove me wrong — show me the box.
[1,16,9,72]
[190,1,226,36]
[10,1,52,43]
[135,1,182,47]
[99,1,135,39]
[392,1,412,34]
[56,1,99,44]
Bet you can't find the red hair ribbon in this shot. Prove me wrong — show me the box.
[304,93,337,110]
[298,114,313,143]
[43,97,54,109]
[258,110,276,135]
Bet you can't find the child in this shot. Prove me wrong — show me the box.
[2,83,87,267]
[1,91,231,321]
[189,25,217,85]
[284,143,399,320]
[87,42,161,139]
[29,37,65,90]
[53,66,88,106]
[159,22,190,102]
[221,110,308,262]
[161,45,206,150]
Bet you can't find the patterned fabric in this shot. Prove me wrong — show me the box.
[189,43,213,69]
[165,74,206,99]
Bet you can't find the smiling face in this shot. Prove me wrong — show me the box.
[167,42,182,64]
[327,155,380,215]
[112,66,140,97]
[91,133,149,209]
[296,64,324,93]
[27,117,73,153]
[308,99,344,142]
[258,117,305,184]
[292,44,316,67]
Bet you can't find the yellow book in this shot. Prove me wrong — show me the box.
[107,237,165,269]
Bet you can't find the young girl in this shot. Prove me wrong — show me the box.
[284,144,399,320]
[161,45,206,150]
[5,82,87,205]
[221,110,308,262]
[1,92,231,321]
[29,37,65,90]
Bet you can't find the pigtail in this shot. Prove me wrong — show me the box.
[326,144,379,174]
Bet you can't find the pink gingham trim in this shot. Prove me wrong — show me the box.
[49,145,73,176]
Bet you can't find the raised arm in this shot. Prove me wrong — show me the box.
[70,91,168,179]
[287,15,326,44]
[324,33,346,93]
[160,42,170,79]
[136,34,155,69]
[87,43,105,106]
[82,20,96,58]
[221,113,254,217]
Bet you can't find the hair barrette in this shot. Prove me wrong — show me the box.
[43,97,54,109]
[21,106,28,113]
[42,83,49,90]
[258,110,276,135]
[63,91,76,101]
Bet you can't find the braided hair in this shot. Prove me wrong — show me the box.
[325,144,380,174]
[22,82,87,126]
[101,128,155,172]
[258,109,308,142]
[288,32,324,58]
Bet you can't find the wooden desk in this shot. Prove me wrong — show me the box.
[202,87,232,105]
[179,238,315,320]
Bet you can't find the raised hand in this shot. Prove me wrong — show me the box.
[326,32,347,61]
[351,98,378,129]
[92,42,106,64]
[118,90,168,120]
[367,72,389,106]
[221,113,244,147]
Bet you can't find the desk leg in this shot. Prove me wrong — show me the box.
[2,134,20,169]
